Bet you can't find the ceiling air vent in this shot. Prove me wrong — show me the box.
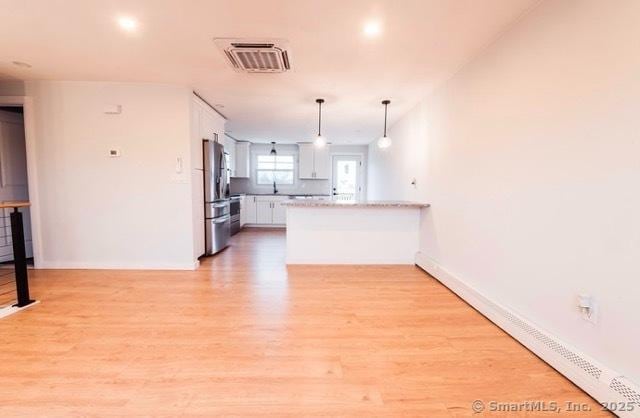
[214,38,291,73]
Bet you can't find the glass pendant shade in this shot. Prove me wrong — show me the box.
[377,136,391,149]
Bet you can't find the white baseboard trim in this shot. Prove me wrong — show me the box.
[243,224,285,228]
[0,300,40,319]
[36,260,200,271]
[415,252,640,417]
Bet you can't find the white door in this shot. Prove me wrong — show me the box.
[272,200,287,224]
[331,155,363,201]
[255,200,273,224]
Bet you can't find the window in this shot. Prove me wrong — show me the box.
[256,154,295,185]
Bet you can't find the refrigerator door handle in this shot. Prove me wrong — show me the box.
[212,214,230,224]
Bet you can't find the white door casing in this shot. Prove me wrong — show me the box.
[331,155,363,201]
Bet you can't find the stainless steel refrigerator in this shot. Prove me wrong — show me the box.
[203,138,230,255]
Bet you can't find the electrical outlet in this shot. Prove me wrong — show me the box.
[577,294,597,324]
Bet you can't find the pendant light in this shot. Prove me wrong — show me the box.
[270,141,277,156]
[314,98,327,147]
[377,99,392,149]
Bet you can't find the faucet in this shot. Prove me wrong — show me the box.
[273,181,278,194]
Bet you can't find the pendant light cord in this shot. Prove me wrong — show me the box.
[383,102,388,137]
[318,100,322,136]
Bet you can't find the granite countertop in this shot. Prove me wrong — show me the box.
[231,193,331,197]
[281,199,429,208]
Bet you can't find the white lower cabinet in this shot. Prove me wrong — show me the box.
[242,195,257,225]
[256,200,273,224]
[272,200,287,224]
[247,196,288,226]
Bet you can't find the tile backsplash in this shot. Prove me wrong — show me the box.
[230,177,330,195]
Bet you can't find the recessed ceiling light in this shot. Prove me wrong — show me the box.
[117,16,138,32]
[363,20,382,38]
[12,61,32,68]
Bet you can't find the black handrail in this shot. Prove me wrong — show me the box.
[2,202,35,308]
[10,207,34,307]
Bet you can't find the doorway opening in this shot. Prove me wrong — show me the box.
[0,106,33,271]
[331,155,363,201]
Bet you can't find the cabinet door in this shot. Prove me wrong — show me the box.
[226,140,236,177]
[243,196,257,224]
[200,110,218,140]
[313,145,330,179]
[239,196,247,227]
[190,102,204,170]
[235,142,251,178]
[255,201,273,224]
[272,199,287,225]
[298,143,315,179]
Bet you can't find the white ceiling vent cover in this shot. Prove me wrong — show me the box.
[214,38,291,73]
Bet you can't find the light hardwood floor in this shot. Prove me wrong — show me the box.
[0,229,609,417]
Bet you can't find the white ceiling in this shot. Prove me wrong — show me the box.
[0,0,537,144]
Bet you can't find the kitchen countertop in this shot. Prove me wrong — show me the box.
[0,201,30,209]
[281,200,429,208]
[231,193,331,197]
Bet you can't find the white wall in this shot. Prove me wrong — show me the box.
[368,0,640,385]
[25,81,196,269]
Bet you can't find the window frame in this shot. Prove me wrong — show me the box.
[254,153,296,186]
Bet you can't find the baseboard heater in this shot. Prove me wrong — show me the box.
[415,252,640,418]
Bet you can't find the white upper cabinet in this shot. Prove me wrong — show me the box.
[200,109,219,141]
[190,103,203,170]
[190,95,225,171]
[233,142,251,178]
[298,143,330,179]
[226,139,236,176]
[298,143,315,179]
[313,145,330,179]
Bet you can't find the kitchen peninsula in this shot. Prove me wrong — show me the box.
[283,200,429,264]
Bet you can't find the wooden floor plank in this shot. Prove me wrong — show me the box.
[0,229,609,416]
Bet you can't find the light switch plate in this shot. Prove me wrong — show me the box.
[104,104,122,114]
